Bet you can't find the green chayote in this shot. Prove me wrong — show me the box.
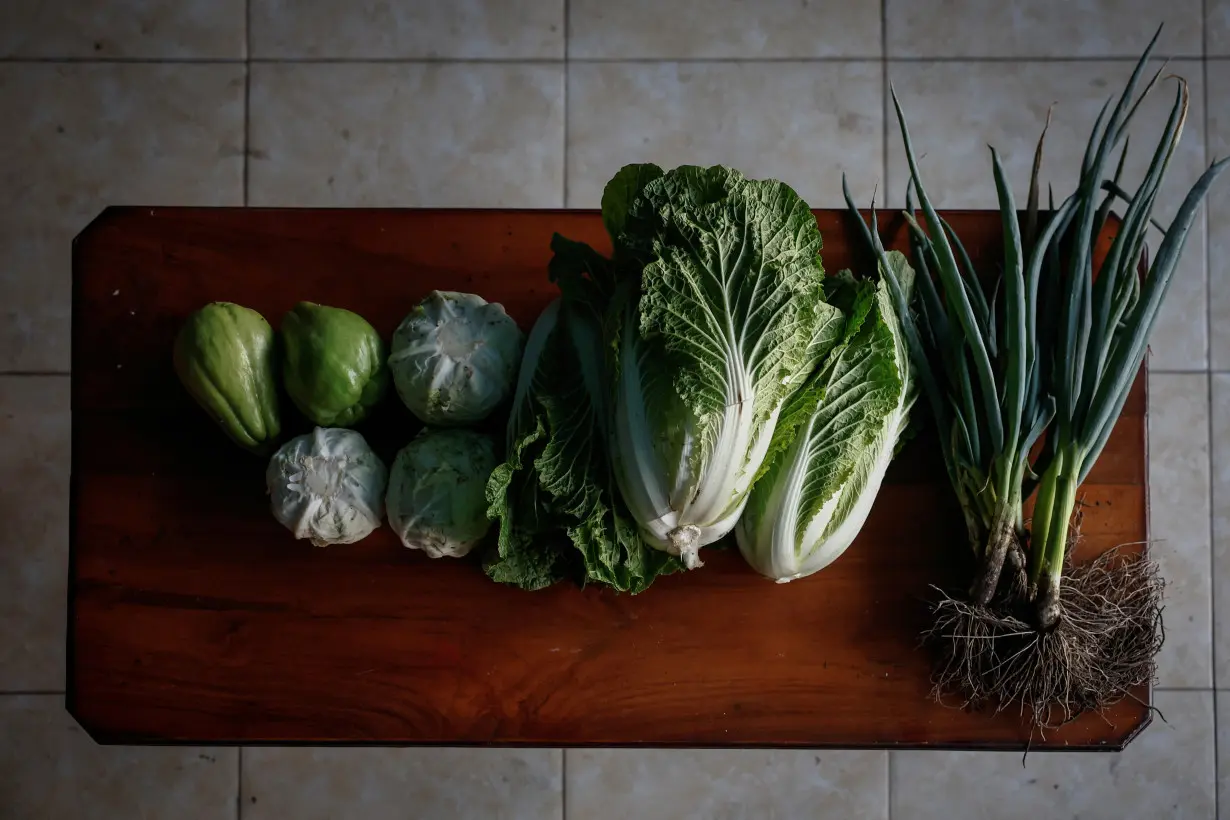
[172,301,282,454]
[281,302,389,427]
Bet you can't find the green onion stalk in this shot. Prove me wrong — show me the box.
[1027,45,1229,630]
[843,95,1057,610]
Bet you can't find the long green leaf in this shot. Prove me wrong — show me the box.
[890,85,1004,456]
[1081,157,1230,454]
[990,147,1027,460]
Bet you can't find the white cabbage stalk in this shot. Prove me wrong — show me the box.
[266,427,388,546]
[736,257,916,582]
[605,165,842,570]
[613,311,785,567]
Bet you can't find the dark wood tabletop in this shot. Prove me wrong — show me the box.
[67,206,1148,749]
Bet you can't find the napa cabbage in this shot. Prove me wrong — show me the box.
[604,164,844,569]
[735,252,917,581]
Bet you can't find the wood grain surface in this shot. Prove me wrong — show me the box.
[67,207,1149,749]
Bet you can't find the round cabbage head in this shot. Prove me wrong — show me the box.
[266,427,388,546]
[386,428,498,558]
[388,291,523,425]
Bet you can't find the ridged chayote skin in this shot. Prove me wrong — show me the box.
[281,302,389,427]
[172,301,281,454]
[386,428,498,558]
[266,427,388,547]
[388,290,524,425]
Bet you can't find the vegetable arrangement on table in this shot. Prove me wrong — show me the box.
[170,27,1225,731]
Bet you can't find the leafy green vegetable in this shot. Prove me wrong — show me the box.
[606,165,845,569]
[1024,48,1229,628]
[735,254,916,582]
[483,235,683,593]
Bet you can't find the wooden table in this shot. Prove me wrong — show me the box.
[67,207,1149,749]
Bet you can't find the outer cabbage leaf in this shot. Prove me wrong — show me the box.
[601,163,664,242]
[483,235,682,593]
[606,165,842,568]
[735,251,917,582]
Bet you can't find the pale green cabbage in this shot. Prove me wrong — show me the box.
[735,253,916,581]
[388,291,523,425]
[387,428,498,558]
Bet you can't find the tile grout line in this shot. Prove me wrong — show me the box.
[237,748,243,820]
[0,55,1222,66]
[886,751,894,820]
[881,0,890,208]
[243,0,251,207]
[1201,8,1218,817]
[0,690,66,696]
[561,748,568,820]
[0,371,69,377]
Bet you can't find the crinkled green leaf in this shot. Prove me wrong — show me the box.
[601,163,665,243]
[484,236,683,593]
[737,252,917,581]
[610,166,840,554]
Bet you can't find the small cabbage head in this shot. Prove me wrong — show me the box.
[266,427,388,546]
[386,428,498,558]
[388,291,523,425]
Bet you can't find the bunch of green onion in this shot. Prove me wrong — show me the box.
[846,27,1228,718]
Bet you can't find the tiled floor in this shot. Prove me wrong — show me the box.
[1,1,1228,818]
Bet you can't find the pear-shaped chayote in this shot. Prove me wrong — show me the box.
[281,302,389,427]
[173,301,281,454]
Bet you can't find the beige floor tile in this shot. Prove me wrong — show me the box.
[885,0,1201,58]
[0,377,69,691]
[0,0,245,58]
[1211,0,1230,55]
[0,696,237,819]
[568,0,880,59]
[566,61,883,209]
[248,63,564,208]
[1209,63,1230,370]
[242,747,561,820]
[565,749,887,820]
[1213,375,1230,687]
[891,690,1214,820]
[0,64,245,372]
[886,59,1210,371]
[1148,373,1212,688]
[250,0,563,59]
